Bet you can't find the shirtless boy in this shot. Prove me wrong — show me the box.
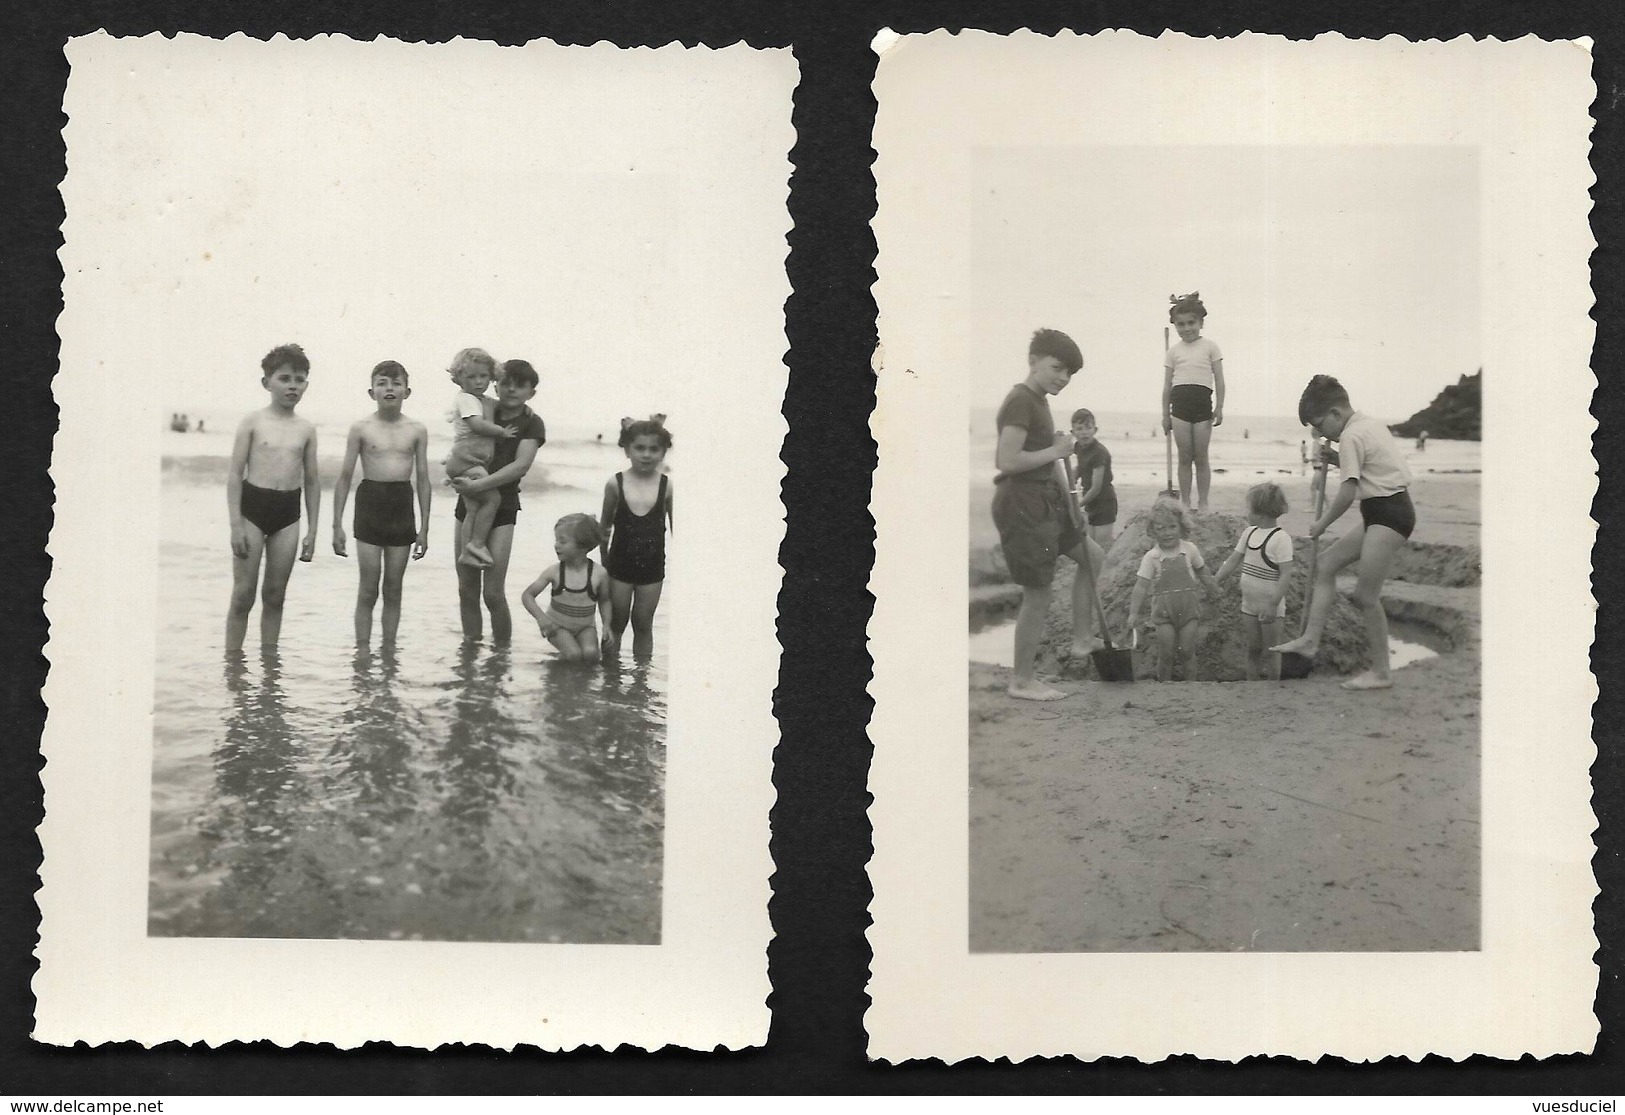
[332,360,432,648]
[226,343,320,653]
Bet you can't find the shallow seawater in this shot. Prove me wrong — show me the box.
[150,463,666,943]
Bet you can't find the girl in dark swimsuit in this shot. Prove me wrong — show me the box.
[600,417,673,658]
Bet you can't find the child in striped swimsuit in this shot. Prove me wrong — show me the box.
[1215,482,1294,680]
[521,513,612,663]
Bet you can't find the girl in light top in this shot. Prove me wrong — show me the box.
[1214,482,1294,680]
[1161,291,1226,512]
[441,348,516,568]
[1127,499,1222,682]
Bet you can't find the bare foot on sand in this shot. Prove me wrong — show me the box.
[1340,671,1393,691]
[1271,635,1317,656]
[1008,680,1069,701]
[1070,638,1106,658]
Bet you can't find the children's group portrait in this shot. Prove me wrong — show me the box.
[39,33,788,1049]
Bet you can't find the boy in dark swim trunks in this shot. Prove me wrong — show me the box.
[226,343,320,653]
[332,360,432,649]
[990,328,1103,701]
[1271,374,1415,690]
[1070,408,1117,550]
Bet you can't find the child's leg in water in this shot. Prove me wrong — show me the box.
[545,625,588,662]
[226,526,267,654]
[1177,620,1200,680]
[1154,621,1177,682]
[627,581,664,658]
[1189,420,1214,511]
[607,578,634,655]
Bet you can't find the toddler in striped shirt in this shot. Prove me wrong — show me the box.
[1215,482,1294,680]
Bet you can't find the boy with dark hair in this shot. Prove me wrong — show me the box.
[225,343,319,653]
[1272,374,1415,690]
[448,359,549,644]
[990,328,1102,701]
[332,360,432,649]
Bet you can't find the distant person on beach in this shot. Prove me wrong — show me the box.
[990,328,1102,701]
[1127,499,1221,682]
[331,360,431,649]
[1300,439,1308,464]
[447,359,547,645]
[601,416,674,658]
[1161,291,1225,512]
[522,513,613,663]
[441,348,517,569]
[1214,481,1293,681]
[1272,375,1415,691]
[225,343,319,653]
[196,419,205,433]
[1417,429,1429,451]
[1069,408,1117,549]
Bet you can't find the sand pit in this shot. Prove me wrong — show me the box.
[969,508,1375,681]
[966,473,1482,953]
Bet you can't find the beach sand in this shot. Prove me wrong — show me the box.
[967,471,1481,951]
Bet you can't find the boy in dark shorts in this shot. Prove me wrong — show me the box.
[1070,407,1117,550]
[1272,374,1415,690]
[991,328,1103,701]
[332,360,431,649]
[226,343,320,653]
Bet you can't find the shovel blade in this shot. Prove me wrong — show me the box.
[1091,647,1136,683]
[1278,652,1314,680]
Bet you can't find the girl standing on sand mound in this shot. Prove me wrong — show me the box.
[1161,291,1226,512]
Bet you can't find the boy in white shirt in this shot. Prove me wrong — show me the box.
[1272,375,1415,690]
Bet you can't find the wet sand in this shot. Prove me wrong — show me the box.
[967,470,1481,952]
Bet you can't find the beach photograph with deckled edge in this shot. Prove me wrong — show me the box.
[967,145,1481,952]
[62,37,722,947]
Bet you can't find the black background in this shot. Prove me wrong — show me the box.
[1,0,1619,1096]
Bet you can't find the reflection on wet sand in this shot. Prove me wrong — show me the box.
[150,643,665,943]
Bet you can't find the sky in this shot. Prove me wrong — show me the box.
[64,35,790,436]
[965,144,1479,421]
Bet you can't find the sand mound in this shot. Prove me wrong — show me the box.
[1044,508,1371,681]
[1389,542,1480,587]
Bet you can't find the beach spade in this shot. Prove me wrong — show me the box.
[1279,461,1328,680]
[1160,326,1179,500]
[1059,457,1135,682]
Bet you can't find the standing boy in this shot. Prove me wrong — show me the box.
[1070,407,1117,551]
[991,328,1103,701]
[1272,374,1415,690]
[448,359,548,644]
[226,343,320,653]
[332,360,432,649]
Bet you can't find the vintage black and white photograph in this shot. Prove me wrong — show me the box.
[962,144,1482,954]
[39,33,789,1049]
[868,31,1595,1061]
